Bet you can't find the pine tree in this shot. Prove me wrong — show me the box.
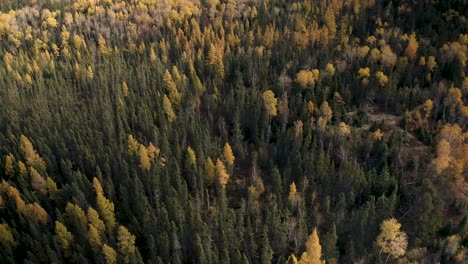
[260,227,273,264]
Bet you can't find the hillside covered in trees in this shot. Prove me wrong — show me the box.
[0,0,467,263]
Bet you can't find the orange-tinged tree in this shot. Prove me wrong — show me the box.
[139,144,151,171]
[93,178,116,233]
[5,153,15,178]
[103,244,117,264]
[288,182,298,206]
[88,224,102,252]
[186,146,197,166]
[0,223,16,250]
[20,135,46,170]
[298,228,325,264]
[216,158,229,188]
[262,90,278,116]
[405,33,419,61]
[127,135,139,155]
[27,202,48,224]
[223,143,235,167]
[117,225,136,264]
[55,221,74,257]
[380,45,397,68]
[30,167,47,195]
[205,157,216,183]
[163,94,176,122]
[122,81,129,97]
[87,207,106,235]
[376,218,408,261]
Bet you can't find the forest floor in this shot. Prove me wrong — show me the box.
[367,112,432,183]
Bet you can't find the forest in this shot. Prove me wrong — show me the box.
[0,0,467,263]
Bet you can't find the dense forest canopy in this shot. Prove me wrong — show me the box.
[0,0,467,263]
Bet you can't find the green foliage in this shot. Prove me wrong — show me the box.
[0,0,466,263]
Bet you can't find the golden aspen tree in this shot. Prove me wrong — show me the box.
[147,143,160,161]
[325,63,335,77]
[298,228,325,264]
[207,43,225,78]
[445,87,463,119]
[88,207,106,235]
[294,19,309,48]
[358,67,371,79]
[294,120,303,139]
[357,46,370,59]
[117,226,136,264]
[0,223,16,250]
[296,70,314,88]
[375,71,389,86]
[317,101,333,129]
[433,139,451,173]
[287,254,299,264]
[139,144,151,171]
[426,56,437,71]
[46,177,58,199]
[30,167,47,195]
[163,94,176,122]
[223,143,235,167]
[405,33,419,61]
[150,48,157,62]
[186,146,197,166]
[163,70,181,106]
[339,122,351,137]
[6,185,26,213]
[88,224,102,252]
[216,158,229,188]
[5,153,15,178]
[93,178,116,233]
[262,90,278,116]
[370,48,381,63]
[122,81,129,97]
[288,182,298,206]
[307,101,315,113]
[65,202,87,227]
[422,99,433,120]
[55,221,73,256]
[371,129,384,141]
[103,244,117,264]
[205,157,216,183]
[73,34,85,50]
[20,135,46,170]
[86,66,94,80]
[381,45,397,67]
[376,218,408,261]
[127,135,139,155]
[27,202,48,224]
[461,77,468,92]
[98,34,112,55]
[324,7,337,36]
